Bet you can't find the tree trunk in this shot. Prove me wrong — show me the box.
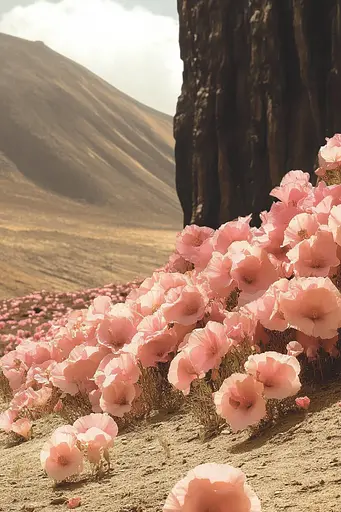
[174,0,341,228]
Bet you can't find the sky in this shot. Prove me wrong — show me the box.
[0,0,182,115]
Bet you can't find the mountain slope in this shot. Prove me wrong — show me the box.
[0,33,181,298]
[0,33,181,227]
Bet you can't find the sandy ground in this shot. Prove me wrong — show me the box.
[0,382,341,512]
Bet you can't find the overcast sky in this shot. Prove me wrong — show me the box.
[0,0,181,114]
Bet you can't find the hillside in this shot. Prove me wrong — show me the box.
[0,33,181,297]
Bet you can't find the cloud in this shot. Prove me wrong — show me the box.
[0,0,183,114]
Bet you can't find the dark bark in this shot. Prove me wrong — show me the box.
[174,0,341,228]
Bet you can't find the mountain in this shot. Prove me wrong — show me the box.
[0,33,181,297]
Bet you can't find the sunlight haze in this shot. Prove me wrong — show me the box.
[0,0,181,114]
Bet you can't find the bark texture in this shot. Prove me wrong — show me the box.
[174,0,341,228]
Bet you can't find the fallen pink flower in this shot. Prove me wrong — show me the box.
[67,497,81,509]
[295,396,310,410]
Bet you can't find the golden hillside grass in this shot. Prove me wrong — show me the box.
[0,198,178,298]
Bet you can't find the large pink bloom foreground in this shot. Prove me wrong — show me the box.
[164,463,261,512]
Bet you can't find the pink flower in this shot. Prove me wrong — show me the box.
[328,204,341,246]
[0,351,27,391]
[67,497,81,509]
[10,386,52,411]
[213,373,266,432]
[49,362,79,396]
[96,306,136,351]
[182,322,232,373]
[223,310,257,345]
[99,374,137,417]
[138,284,166,316]
[89,389,102,413]
[311,195,336,224]
[283,213,319,248]
[95,353,140,387]
[63,345,106,382]
[166,253,193,273]
[286,228,339,277]
[73,413,118,441]
[77,427,112,464]
[255,202,298,255]
[286,341,304,357]
[295,396,310,410]
[153,272,188,295]
[199,252,236,298]
[244,351,301,399]
[168,349,205,395]
[270,171,312,206]
[137,308,167,333]
[132,326,178,368]
[40,431,84,482]
[228,241,278,304]
[318,134,341,171]
[279,277,341,339]
[213,215,253,254]
[245,279,290,332]
[86,295,112,322]
[163,463,261,512]
[11,418,32,439]
[162,285,207,326]
[175,225,215,266]
[0,409,18,433]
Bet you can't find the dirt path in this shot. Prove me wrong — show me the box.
[1,383,341,512]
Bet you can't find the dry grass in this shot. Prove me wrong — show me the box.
[59,392,94,425]
[0,204,178,298]
[139,363,185,417]
[187,341,255,438]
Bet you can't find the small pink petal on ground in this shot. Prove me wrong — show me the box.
[295,396,311,410]
[67,497,81,509]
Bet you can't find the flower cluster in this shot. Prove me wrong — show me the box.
[213,351,301,431]
[1,135,341,442]
[40,413,118,481]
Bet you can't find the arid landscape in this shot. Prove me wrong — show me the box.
[0,33,181,298]
[1,22,341,512]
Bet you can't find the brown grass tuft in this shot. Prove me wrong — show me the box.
[59,391,93,424]
[0,371,12,401]
[139,363,184,416]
